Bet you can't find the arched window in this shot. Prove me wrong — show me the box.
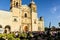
[5,25,11,31]
[25,13,27,17]
[5,25,10,29]
[4,25,11,33]
[16,2,18,8]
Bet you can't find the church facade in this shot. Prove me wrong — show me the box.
[0,0,44,33]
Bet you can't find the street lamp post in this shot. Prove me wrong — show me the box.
[47,22,51,40]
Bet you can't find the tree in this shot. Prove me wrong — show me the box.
[51,26,56,31]
[45,27,49,31]
[58,22,60,27]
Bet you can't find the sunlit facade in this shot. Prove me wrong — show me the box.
[0,0,44,33]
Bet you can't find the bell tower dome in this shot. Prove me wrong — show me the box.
[29,0,37,12]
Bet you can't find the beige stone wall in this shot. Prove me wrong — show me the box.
[32,12,38,31]
[0,11,12,33]
[10,7,21,32]
[38,20,44,31]
[0,11,10,27]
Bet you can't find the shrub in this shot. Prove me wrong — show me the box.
[6,34,15,40]
[16,38,20,40]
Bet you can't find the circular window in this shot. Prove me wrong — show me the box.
[14,18,17,22]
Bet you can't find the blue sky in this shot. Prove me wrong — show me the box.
[0,0,60,27]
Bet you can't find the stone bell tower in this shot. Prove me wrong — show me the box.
[10,0,22,32]
[29,0,38,31]
[10,0,22,10]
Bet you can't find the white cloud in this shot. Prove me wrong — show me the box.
[50,7,57,13]
[50,6,60,14]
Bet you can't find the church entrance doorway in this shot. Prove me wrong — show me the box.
[24,26,28,32]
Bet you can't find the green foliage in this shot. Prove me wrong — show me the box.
[0,32,33,40]
[0,34,3,38]
[45,27,49,31]
[0,33,20,40]
[6,34,15,40]
[16,38,20,40]
[21,33,27,38]
[0,33,6,38]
